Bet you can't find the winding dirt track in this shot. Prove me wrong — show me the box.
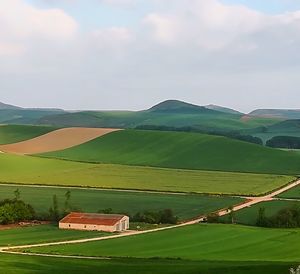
[0,127,120,155]
[1,179,299,257]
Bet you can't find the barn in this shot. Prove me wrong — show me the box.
[59,212,129,232]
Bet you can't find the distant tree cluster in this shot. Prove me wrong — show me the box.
[98,208,179,225]
[0,189,35,225]
[256,205,300,228]
[135,125,263,145]
[266,136,300,149]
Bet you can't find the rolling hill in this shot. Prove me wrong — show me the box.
[40,129,300,175]
[37,100,278,131]
[205,104,243,115]
[250,109,300,119]
[0,125,57,145]
[0,101,21,110]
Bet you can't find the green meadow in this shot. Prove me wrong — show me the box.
[0,184,243,220]
[23,224,300,262]
[221,200,300,226]
[277,185,300,199]
[0,154,293,195]
[0,225,105,247]
[41,129,300,175]
[0,254,293,274]
[0,125,56,144]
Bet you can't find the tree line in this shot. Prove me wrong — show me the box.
[266,136,300,149]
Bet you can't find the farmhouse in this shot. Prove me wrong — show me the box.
[59,212,129,232]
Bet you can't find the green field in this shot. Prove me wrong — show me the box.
[23,224,300,262]
[220,200,300,226]
[0,154,293,195]
[0,254,293,274]
[0,184,243,220]
[41,129,300,175]
[277,185,300,199]
[0,125,56,145]
[0,224,105,247]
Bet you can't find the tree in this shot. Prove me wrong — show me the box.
[49,195,60,222]
[64,190,71,213]
[14,189,20,200]
[256,207,268,227]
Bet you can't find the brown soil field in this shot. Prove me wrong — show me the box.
[0,127,120,155]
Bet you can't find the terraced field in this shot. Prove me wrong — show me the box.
[0,154,293,195]
[40,129,300,175]
[0,125,57,145]
[23,224,300,262]
[0,184,243,220]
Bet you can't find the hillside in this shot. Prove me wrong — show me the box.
[40,129,300,175]
[246,119,300,143]
[0,101,21,110]
[205,104,243,115]
[38,100,278,131]
[0,125,57,145]
[0,109,66,124]
[250,109,300,119]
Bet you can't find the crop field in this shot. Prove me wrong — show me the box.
[277,185,300,199]
[220,200,300,225]
[0,224,105,247]
[0,154,294,195]
[22,224,300,262]
[0,254,292,274]
[40,129,300,175]
[0,184,243,220]
[0,125,56,145]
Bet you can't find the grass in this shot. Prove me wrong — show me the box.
[0,184,244,220]
[277,185,300,199]
[220,200,300,226]
[40,129,300,175]
[23,223,300,262]
[0,125,57,145]
[0,254,293,274]
[0,153,294,195]
[0,224,106,247]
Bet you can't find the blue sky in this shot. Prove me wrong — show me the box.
[0,0,300,111]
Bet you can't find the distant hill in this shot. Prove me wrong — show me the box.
[250,109,300,119]
[205,104,243,115]
[40,129,300,175]
[0,101,21,110]
[38,100,278,131]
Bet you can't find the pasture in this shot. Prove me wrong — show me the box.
[0,184,243,220]
[0,153,294,195]
[23,224,300,262]
[0,254,292,274]
[277,185,300,199]
[0,224,105,247]
[0,125,56,145]
[220,200,300,226]
[40,129,300,175]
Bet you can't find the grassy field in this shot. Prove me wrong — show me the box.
[0,184,244,220]
[277,185,300,199]
[23,224,300,262]
[0,254,293,274]
[0,224,106,247]
[0,154,294,195]
[0,125,56,145]
[40,129,300,175]
[220,200,300,226]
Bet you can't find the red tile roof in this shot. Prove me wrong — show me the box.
[60,212,127,226]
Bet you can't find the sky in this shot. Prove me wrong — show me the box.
[0,0,300,112]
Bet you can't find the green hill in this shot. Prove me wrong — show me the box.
[205,104,243,115]
[38,100,278,131]
[0,125,57,144]
[250,109,300,119]
[247,119,300,143]
[41,130,300,175]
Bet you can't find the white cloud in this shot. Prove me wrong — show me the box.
[0,0,77,56]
